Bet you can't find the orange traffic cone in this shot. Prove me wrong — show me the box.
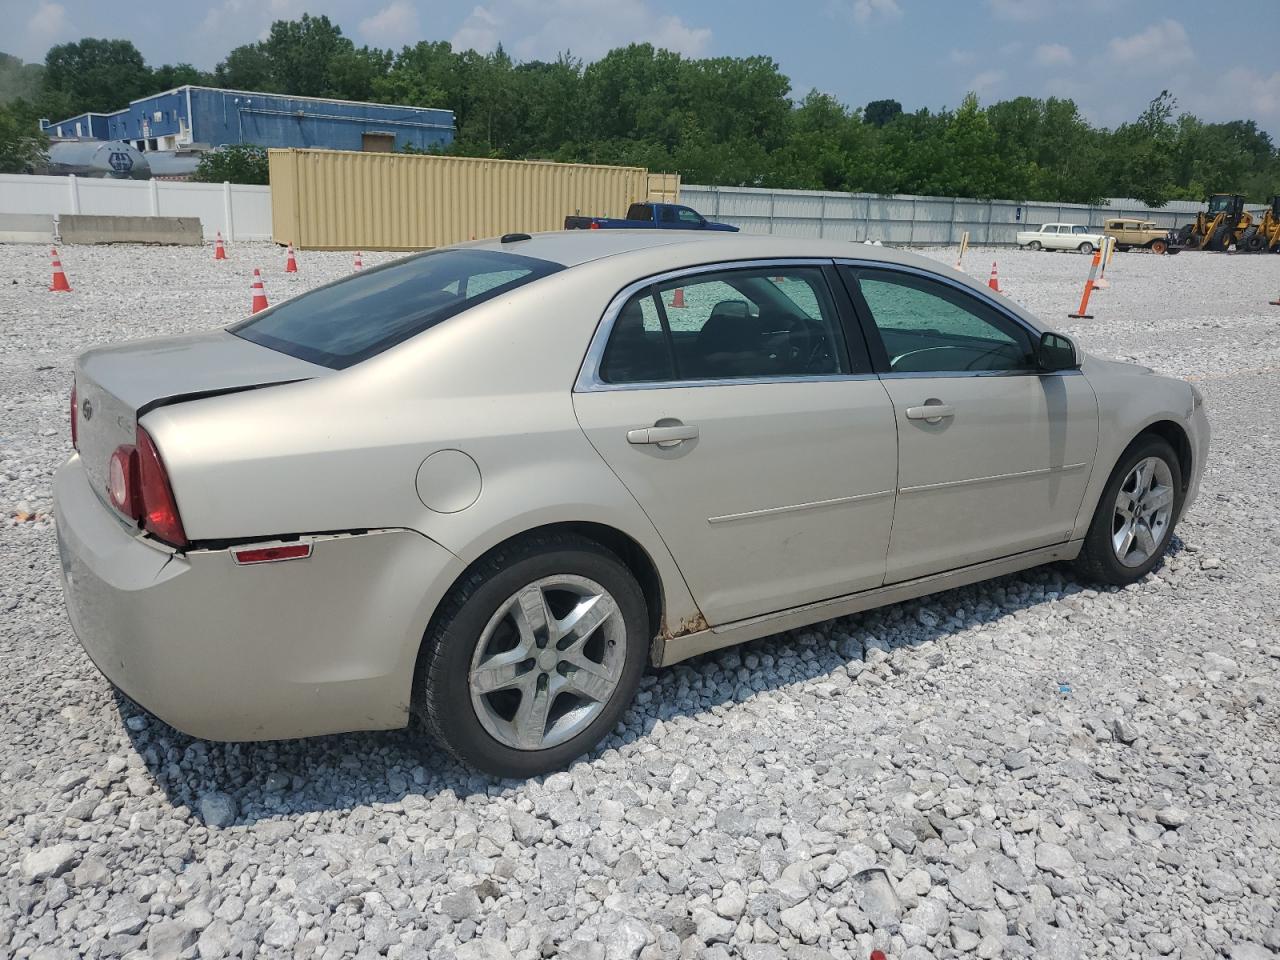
[214,232,227,260]
[250,269,268,314]
[353,251,363,271]
[672,287,686,308]
[987,262,1001,293]
[49,248,71,292]
[285,244,298,273]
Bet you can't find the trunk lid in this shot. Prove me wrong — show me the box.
[74,329,331,508]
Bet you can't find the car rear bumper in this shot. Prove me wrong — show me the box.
[54,455,464,741]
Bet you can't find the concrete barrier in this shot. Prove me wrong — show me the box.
[58,215,203,246]
[0,214,55,243]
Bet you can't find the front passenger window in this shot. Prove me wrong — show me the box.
[850,270,1036,374]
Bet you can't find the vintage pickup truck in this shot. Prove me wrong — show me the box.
[1015,222,1104,253]
[565,202,739,231]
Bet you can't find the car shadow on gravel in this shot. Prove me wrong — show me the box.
[114,549,1183,828]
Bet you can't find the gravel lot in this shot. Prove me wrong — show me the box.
[1,241,1278,960]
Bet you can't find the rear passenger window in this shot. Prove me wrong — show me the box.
[598,267,850,384]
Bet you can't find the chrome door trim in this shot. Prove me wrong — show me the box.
[897,462,1088,495]
[879,369,1085,380]
[707,489,894,525]
[575,258,851,393]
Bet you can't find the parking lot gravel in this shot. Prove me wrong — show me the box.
[1,240,1277,960]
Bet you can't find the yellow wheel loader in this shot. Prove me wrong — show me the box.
[1237,196,1280,253]
[1174,194,1253,251]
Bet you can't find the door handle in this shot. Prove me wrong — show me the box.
[905,403,955,423]
[627,424,699,445]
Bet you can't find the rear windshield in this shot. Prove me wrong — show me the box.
[231,248,563,369]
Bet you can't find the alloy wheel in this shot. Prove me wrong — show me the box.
[468,575,626,751]
[1112,456,1174,567]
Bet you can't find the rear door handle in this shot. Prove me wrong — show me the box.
[905,403,955,423]
[627,424,699,445]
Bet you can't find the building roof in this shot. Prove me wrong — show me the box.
[47,85,453,132]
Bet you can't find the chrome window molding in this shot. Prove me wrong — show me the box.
[574,258,848,394]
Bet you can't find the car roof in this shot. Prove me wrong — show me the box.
[463,229,956,273]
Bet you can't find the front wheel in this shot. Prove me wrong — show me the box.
[1074,436,1183,585]
[1150,239,1168,255]
[416,533,649,778]
[1078,242,1095,255]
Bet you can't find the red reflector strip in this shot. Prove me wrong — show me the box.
[232,544,312,565]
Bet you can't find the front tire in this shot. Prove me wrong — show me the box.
[417,533,649,778]
[1028,240,1042,251]
[1074,436,1183,586]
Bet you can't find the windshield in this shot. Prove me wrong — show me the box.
[232,248,563,369]
[1207,196,1232,214]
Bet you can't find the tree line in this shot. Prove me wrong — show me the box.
[1,14,1277,205]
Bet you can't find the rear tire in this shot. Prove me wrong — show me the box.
[416,532,649,778]
[1074,435,1183,586]
[1239,227,1263,253]
[1028,240,1042,251]
[1078,242,1095,255]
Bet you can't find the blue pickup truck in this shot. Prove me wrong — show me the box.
[565,202,739,232]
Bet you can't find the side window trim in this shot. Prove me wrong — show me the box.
[575,258,874,393]
[834,259,1044,378]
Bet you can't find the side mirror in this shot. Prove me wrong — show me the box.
[1038,331,1080,372]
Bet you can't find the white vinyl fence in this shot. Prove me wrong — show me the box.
[682,184,1207,245]
[0,174,272,242]
[0,172,1208,248]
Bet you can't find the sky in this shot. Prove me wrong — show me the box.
[4,0,1279,137]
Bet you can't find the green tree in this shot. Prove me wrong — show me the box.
[215,44,277,92]
[43,39,153,114]
[191,144,269,184]
[151,63,209,91]
[0,53,44,103]
[0,99,47,172]
[262,14,354,97]
[863,99,902,128]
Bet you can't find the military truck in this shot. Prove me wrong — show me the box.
[1103,218,1179,255]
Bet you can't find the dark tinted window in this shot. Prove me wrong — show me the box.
[599,267,850,384]
[231,248,562,369]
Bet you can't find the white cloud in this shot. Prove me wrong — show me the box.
[987,0,1052,22]
[1034,43,1073,67]
[452,5,503,52]
[453,0,709,60]
[1107,18,1193,67]
[948,49,976,66]
[1181,67,1280,128]
[852,0,902,24]
[26,0,68,42]
[968,69,1004,96]
[359,1,420,46]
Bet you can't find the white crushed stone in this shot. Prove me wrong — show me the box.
[1,240,1278,958]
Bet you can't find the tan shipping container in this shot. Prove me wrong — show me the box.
[270,149,673,250]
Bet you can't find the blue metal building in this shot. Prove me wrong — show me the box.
[43,86,454,154]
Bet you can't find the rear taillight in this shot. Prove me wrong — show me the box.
[70,383,78,450]
[108,427,187,547]
[136,428,187,547]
